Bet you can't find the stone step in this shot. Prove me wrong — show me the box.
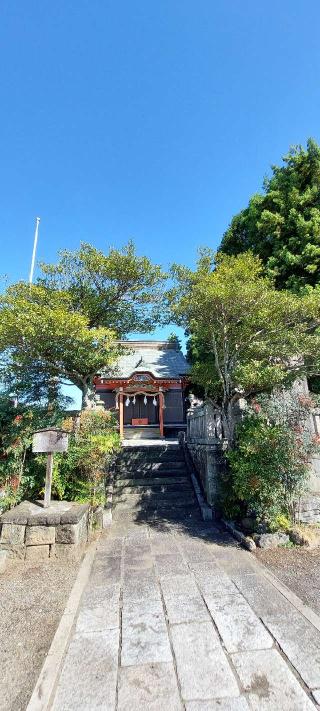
[119,447,184,462]
[115,458,186,471]
[113,507,199,519]
[115,463,187,477]
[116,460,186,471]
[113,506,201,522]
[114,483,193,498]
[115,483,193,496]
[115,469,189,479]
[114,492,197,508]
[115,476,190,487]
[123,427,162,440]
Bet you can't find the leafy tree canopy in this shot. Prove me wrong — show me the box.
[219,139,320,291]
[38,240,167,334]
[0,241,166,409]
[0,283,121,409]
[169,250,320,442]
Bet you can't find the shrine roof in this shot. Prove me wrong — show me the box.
[100,340,190,380]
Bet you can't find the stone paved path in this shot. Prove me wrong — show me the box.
[49,513,320,710]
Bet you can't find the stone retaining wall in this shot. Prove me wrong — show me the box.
[185,440,226,510]
[186,399,320,524]
[0,500,89,562]
[299,495,320,524]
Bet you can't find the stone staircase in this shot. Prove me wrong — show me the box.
[112,443,201,523]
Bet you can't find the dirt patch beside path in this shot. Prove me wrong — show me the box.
[254,546,320,616]
[0,557,80,711]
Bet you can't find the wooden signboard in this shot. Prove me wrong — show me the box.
[32,428,69,508]
[32,428,69,454]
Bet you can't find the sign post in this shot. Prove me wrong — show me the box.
[44,452,54,508]
[32,428,69,508]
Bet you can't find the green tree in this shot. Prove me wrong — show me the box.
[220,139,320,291]
[0,241,166,409]
[169,251,320,444]
[0,284,121,409]
[39,240,166,333]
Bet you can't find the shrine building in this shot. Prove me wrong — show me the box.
[94,340,189,439]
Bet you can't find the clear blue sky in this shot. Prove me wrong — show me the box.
[1,1,320,403]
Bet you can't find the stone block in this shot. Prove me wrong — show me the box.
[51,629,119,711]
[56,515,87,544]
[155,553,188,577]
[0,499,38,524]
[0,523,25,544]
[185,700,250,711]
[121,598,172,666]
[288,526,320,548]
[263,608,320,689]
[254,532,290,549]
[25,544,50,562]
[192,565,239,596]
[170,620,239,701]
[204,593,273,653]
[76,600,119,634]
[50,543,84,561]
[312,690,320,705]
[0,542,25,559]
[123,554,153,572]
[231,572,290,618]
[164,594,210,625]
[60,503,89,524]
[122,576,161,603]
[82,581,120,609]
[25,525,55,546]
[160,574,199,598]
[28,512,61,526]
[92,554,122,581]
[91,506,103,531]
[96,536,123,557]
[118,662,182,711]
[231,649,315,710]
[0,549,8,574]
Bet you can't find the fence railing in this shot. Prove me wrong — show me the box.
[187,403,224,443]
[311,408,320,437]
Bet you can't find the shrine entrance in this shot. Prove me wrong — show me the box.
[117,385,165,439]
[123,393,159,425]
[94,339,189,441]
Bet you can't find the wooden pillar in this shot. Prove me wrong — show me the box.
[44,452,53,508]
[119,389,124,439]
[159,390,164,439]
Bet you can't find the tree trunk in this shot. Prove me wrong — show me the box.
[221,398,237,448]
[81,377,96,410]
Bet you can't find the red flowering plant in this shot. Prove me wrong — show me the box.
[226,388,320,526]
[0,395,64,512]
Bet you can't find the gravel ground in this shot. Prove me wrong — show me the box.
[255,546,320,616]
[0,557,80,711]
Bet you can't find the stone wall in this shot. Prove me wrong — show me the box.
[185,403,227,513]
[294,379,320,523]
[0,500,89,561]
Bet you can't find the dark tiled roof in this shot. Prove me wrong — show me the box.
[101,341,190,379]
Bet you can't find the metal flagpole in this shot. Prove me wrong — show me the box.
[29,216,40,285]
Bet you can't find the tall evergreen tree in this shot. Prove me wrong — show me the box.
[220,139,320,291]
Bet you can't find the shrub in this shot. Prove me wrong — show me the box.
[55,409,120,506]
[0,395,64,512]
[226,391,318,526]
